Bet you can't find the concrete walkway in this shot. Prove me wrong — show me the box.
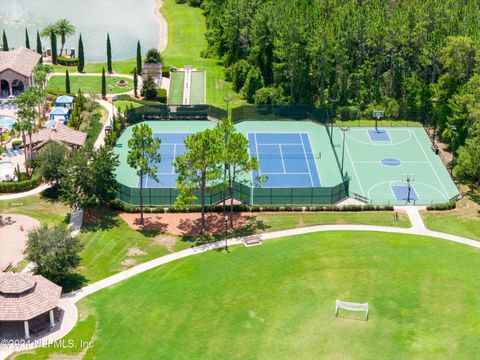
[3,206,479,359]
[93,99,117,149]
[0,183,52,201]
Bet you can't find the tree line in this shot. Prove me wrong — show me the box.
[194,0,480,185]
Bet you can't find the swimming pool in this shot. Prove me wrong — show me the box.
[0,116,16,130]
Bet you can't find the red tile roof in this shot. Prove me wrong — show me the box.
[0,273,62,321]
[0,47,42,77]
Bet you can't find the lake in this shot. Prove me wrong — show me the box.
[0,0,161,61]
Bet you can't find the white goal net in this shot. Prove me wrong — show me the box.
[335,300,369,320]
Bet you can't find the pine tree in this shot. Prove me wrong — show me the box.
[2,30,8,51]
[50,30,58,65]
[36,30,42,55]
[65,70,71,94]
[101,67,107,98]
[136,40,142,74]
[106,33,112,73]
[133,67,138,97]
[25,28,30,49]
[78,34,85,73]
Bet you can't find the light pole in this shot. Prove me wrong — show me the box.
[224,215,229,250]
[449,125,457,175]
[431,98,438,144]
[329,98,339,143]
[340,126,350,177]
[224,96,231,120]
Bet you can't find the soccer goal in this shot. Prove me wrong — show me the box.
[335,299,369,320]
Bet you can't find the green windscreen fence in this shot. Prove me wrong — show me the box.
[125,104,227,124]
[117,180,349,206]
[232,105,329,123]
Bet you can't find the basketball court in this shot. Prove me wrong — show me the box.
[333,126,460,205]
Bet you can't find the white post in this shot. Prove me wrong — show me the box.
[24,320,30,340]
[49,309,55,328]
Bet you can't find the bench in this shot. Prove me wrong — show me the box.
[243,235,262,247]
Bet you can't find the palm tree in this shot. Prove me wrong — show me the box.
[54,19,76,56]
[12,114,33,177]
[33,64,52,120]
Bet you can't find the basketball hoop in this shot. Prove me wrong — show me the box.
[373,110,385,131]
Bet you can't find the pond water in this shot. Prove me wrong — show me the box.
[0,0,160,61]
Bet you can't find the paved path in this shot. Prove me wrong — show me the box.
[0,183,51,201]
[4,206,479,359]
[93,99,117,149]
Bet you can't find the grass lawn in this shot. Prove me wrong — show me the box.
[168,71,185,104]
[161,0,244,108]
[46,75,133,95]
[190,70,206,104]
[256,211,410,232]
[421,195,480,240]
[52,58,137,75]
[114,100,142,113]
[15,231,480,359]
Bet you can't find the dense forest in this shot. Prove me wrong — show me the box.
[178,0,480,184]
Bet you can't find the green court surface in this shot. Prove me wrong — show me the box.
[168,71,185,104]
[114,120,341,189]
[332,127,460,205]
[189,71,206,105]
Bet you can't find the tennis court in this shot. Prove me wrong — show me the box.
[189,71,206,105]
[333,127,460,205]
[139,133,191,188]
[168,71,185,104]
[248,133,321,187]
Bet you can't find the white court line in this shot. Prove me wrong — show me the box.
[411,130,449,200]
[345,139,366,195]
[261,172,311,175]
[353,161,429,164]
[254,133,262,177]
[278,145,286,173]
[299,134,314,187]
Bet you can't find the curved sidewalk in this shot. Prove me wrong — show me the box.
[0,183,51,201]
[3,207,478,359]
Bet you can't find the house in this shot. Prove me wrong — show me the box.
[0,47,42,98]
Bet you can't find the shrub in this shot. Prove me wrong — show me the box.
[11,140,22,148]
[57,56,78,66]
[145,48,163,64]
[156,88,167,103]
[228,60,252,92]
[242,68,264,103]
[0,176,42,193]
[426,202,457,211]
[254,87,287,105]
[141,74,158,100]
[338,105,362,121]
[162,66,171,78]
[110,199,394,213]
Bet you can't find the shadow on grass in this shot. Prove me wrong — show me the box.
[59,272,88,293]
[81,208,119,232]
[40,185,60,201]
[179,215,271,247]
[465,185,480,206]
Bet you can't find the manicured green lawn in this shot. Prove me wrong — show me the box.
[16,231,480,359]
[0,194,69,226]
[256,211,411,231]
[52,58,137,75]
[46,75,133,95]
[115,100,142,113]
[334,119,423,127]
[168,71,185,104]
[161,0,244,108]
[78,211,171,283]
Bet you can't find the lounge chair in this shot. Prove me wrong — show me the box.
[15,146,23,154]
[4,149,11,157]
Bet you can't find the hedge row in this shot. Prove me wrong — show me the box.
[111,200,394,213]
[57,56,79,66]
[426,202,457,211]
[0,176,42,193]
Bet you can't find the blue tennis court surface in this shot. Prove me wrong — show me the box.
[381,158,402,167]
[248,133,321,188]
[140,133,191,188]
[391,184,418,201]
[368,129,391,142]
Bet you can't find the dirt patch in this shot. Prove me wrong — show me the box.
[122,258,138,267]
[120,212,254,236]
[127,247,146,257]
[154,234,177,252]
